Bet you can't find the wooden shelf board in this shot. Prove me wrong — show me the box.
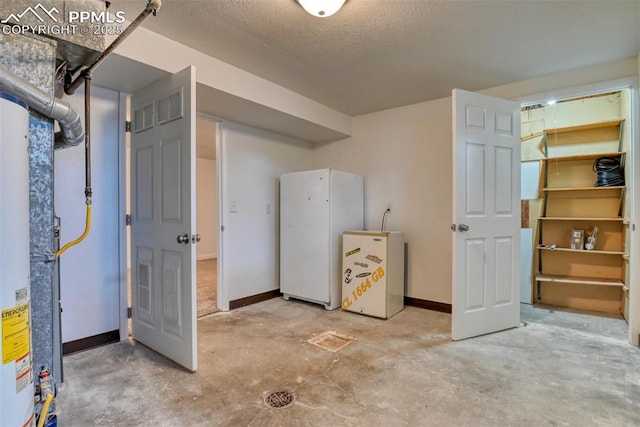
[535,274,623,287]
[537,246,625,255]
[544,151,625,162]
[539,217,624,222]
[544,119,624,134]
[521,131,543,142]
[543,186,625,192]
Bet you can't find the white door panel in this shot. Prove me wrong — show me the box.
[452,89,521,341]
[280,170,331,303]
[130,66,197,371]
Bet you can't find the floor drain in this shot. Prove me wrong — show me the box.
[308,331,356,352]
[264,389,296,409]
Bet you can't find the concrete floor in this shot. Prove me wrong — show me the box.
[57,299,640,426]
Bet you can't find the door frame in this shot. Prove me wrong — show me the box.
[515,76,639,346]
[215,120,229,311]
[118,92,129,341]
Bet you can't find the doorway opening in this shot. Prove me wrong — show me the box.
[520,89,632,331]
[195,115,218,317]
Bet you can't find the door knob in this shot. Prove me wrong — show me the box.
[177,234,190,244]
[458,224,469,232]
[191,234,201,243]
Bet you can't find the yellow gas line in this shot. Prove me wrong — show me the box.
[56,204,91,258]
[36,393,54,427]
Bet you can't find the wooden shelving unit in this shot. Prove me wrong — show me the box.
[544,119,623,135]
[537,246,626,255]
[539,217,624,222]
[543,186,625,192]
[544,151,625,162]
[534,118,627,314]
[536,274,624,287]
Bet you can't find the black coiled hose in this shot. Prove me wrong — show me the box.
[593,157,624,187]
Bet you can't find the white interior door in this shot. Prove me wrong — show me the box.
[452,89,521,341]
[130,66,197,371]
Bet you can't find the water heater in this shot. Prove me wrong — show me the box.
[0,92,34,426]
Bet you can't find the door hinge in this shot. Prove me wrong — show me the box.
[125,120,132,133]
[54,216,61,239]
[127,307,132,318]
[126,214,131,226]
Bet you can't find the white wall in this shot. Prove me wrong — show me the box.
[196,157,217,259]
[314,98,453,303]
[54,86,120,343]
[220,121,315,301]
[314,57,639,305]
[108,27,352,140]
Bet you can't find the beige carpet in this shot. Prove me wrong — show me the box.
[197,258,218,317]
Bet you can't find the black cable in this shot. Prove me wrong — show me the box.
[380,208,391,232]
[593,157,624,187]
[83,73,92,204]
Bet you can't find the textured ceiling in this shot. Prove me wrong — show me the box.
[114,0,640,116]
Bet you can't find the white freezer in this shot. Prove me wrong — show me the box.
[280,169,364,309]
[342,231,405,319]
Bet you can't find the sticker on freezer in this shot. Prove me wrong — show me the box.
[345,248,360,257]
[344,268,353,284]
[356,272,371,278]
[354,262,368,268]
[365,254,382,264]
[342,267,386,310]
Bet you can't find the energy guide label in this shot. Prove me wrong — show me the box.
[2,302,30,365]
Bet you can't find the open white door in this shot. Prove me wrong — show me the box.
[130,66,197,371]
[452,89,521,341]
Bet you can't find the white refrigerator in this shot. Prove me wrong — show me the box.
[342,231,405,319]
[280,169,364,310]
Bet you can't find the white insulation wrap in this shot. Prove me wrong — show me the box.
[0,93,34,426]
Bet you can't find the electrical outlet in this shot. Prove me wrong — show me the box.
[266,204,271,214]
[230,202,238,213]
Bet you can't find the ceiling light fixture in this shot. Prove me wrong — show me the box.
[297,0,346,18]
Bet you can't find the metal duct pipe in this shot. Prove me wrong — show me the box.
[0,65,84,149]
[64,0,163,95]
